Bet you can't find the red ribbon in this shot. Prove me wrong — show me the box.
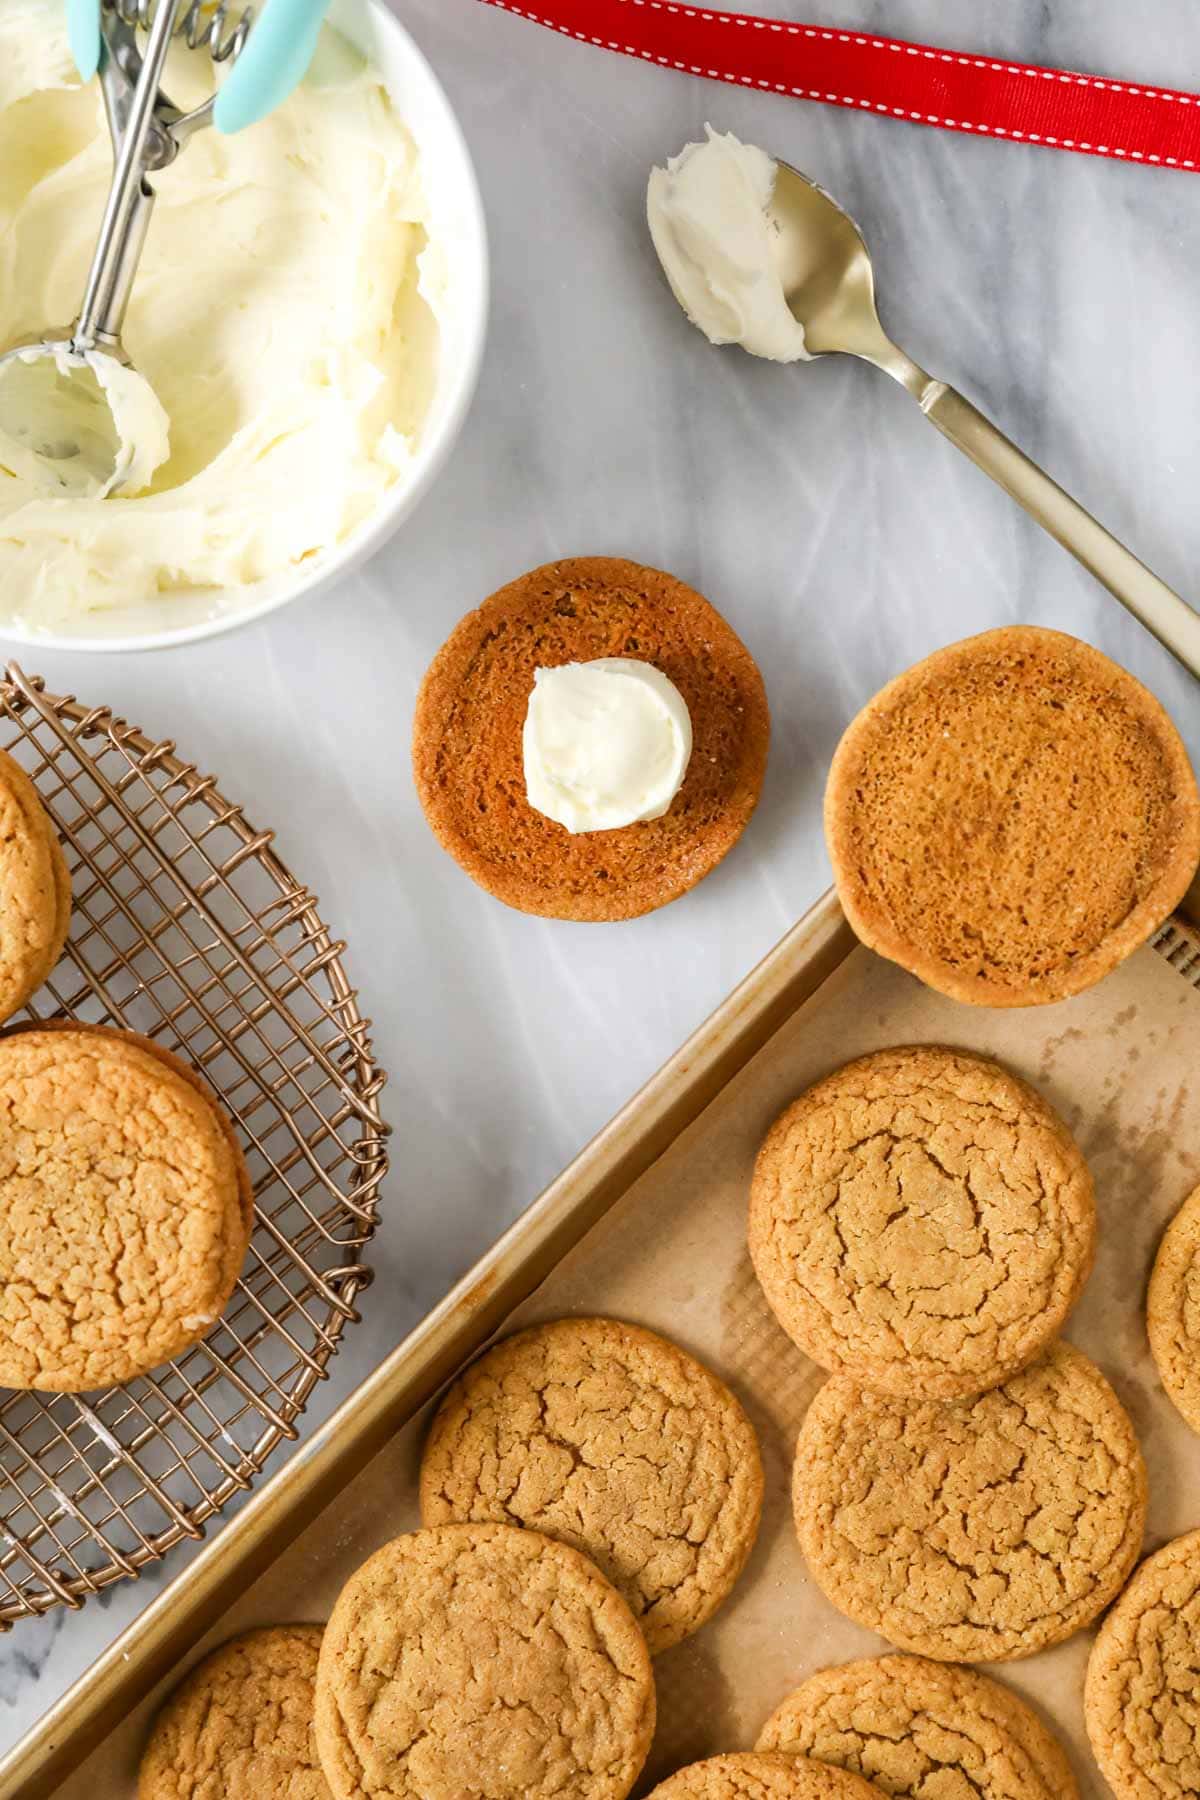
[480,0,1200,172]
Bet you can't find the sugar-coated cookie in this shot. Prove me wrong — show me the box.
[749,1046,1095,1398]
[0,1025,252,1391]
[758,1655,1079,1799]
[793,1342,1147,1661]
[139,1625,330,1800]
[1085,1528,1200,1799]
[314,1523,656,1800]
[420,1316,763,1652]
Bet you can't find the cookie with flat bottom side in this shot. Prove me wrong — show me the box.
[314,1523,656,1800]
[139,1625,330,1800]
[748,1046,1096,1399]
[793,1342,1147,1662]
[644,1753,885,1798]
[1085,1528,1200,1800]
[825,626,1200,1005]
[0,748,71,1021]
[420,1316,763,1652]
[412,556,769,920]
[757,1655,1079,1799]
[0,1024,253,1392]
[1147,1182,1200,1434]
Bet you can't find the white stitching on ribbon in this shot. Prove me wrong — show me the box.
[482,0,1198,168]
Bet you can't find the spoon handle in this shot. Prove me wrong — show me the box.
[919,382,1200,681]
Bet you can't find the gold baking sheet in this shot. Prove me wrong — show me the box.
[16,890,1200,1799]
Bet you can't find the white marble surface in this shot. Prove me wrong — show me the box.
[4,0,1200,1759]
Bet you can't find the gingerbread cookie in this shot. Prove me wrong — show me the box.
[420,1317,763,1652]
[757,1656,1079,1799]
[1148,1183,1200,1434]
[793,1342,1147,1661]
[1085,1528,1200,1799]
[825,627,1200,1005]
[644,1754,885,1799]
[412,557,770,920]
[0,1025,253,1391]
[0,748,70,1021]
[314,1523,656,1800]
[749,1046,1096,1399]
[139,1625,329,1800]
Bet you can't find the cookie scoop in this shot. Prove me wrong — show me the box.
[0,0,327,500]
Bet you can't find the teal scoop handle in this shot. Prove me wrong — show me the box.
[214,0,330,132]
[66,0,101,81]
[66,0,331,130]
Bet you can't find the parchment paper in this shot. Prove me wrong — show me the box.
[53,931,1200,1798]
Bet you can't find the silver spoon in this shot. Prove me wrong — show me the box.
[765,159,1200,680]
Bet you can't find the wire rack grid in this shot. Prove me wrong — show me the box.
[1154,915,1200,990]
[0,663,389,1627]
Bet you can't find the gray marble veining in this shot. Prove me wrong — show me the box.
[3,0,1200,1756]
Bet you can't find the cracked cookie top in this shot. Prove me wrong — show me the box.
[0,1025,252,1393]
[749,1047,1096,1399]
[1085,1528,1200,1800]
[138,1625,330,1800]
[757,1655,1080,1799]
[419,1317,763,1653]
[793,1342,1147,1662]
[314,1523,655,1800]
[0,747,71,1025]
[644,1753,886,1798]
[1147,1183,1200,1435]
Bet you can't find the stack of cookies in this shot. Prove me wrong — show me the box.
[747,1041,1198,1799]
[0,748,254,1396]
[137,1306,1118,1800]
[139,1318,910,1799]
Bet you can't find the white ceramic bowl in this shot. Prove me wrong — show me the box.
[7,0,488,655]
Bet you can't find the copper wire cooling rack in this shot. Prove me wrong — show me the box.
[0,664,389,1627]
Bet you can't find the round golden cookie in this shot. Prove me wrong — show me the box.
[1148,1183,1200,1434]
[419,1317,764,1653]
[1085,1528,1200,1800]
[757,1656,1080,1800]
[793,1342,1147,1662]
[139,1625,330,1800]
[644,1753,885,1799]
[0,1025,253,1392]
[825,627,1200,1006]
[748,1046,1096,1400]
[412,556,770,920]
[0,748,71,1021]
[314,1523,656,1800]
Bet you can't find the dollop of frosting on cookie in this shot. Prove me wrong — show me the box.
[647,126,811,363]
[523,658,692,834]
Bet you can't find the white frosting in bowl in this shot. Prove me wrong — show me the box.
[0,346,170,498]
[0,0,450,633]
